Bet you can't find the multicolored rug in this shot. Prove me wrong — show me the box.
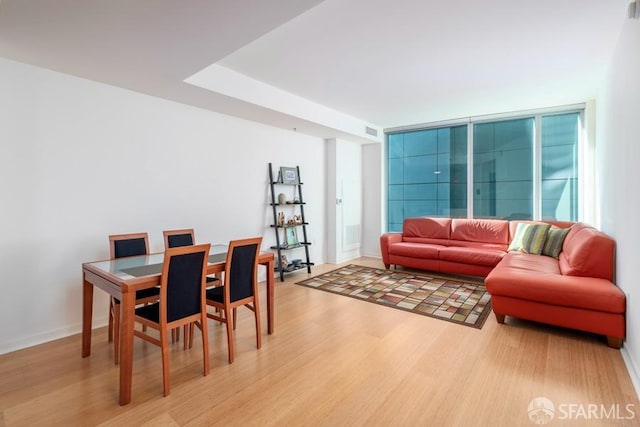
[295,264,492,329]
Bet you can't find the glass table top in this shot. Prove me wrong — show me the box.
[86,244,228,280]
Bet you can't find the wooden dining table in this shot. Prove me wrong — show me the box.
[81,244,275,405]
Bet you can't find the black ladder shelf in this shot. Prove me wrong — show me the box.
[268,163,313,282]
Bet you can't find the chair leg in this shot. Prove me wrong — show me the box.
[233,308,237,330]
[108,299,114,342]
[171,327,180,343]
[113,302,120,365]
[160,326,170,396]
[200,319,210,375]
[141,303,148,332]
[253,302,261,350]
[225,309,235,364]
[183,325,189,350]
[189,323,195,349]
[181,324,194,350]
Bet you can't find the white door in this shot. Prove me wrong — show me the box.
[328,139,362,263]
[341,178,361,252]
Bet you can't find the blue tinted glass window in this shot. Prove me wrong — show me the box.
[388,134,403,158]
[541,113,579,221]
[473,118,534,219]
[386,110,580,231]
[387,125,467,231]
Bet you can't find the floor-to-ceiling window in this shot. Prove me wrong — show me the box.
[386,107,582,232]
[541,112,579,220]
[388,125,467,232]
[473,118,534,219]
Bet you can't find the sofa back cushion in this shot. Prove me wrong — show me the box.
[402,217,451,244]
[508,220,573,241]
[451,219,509,245]
[507,222,551,255]
[542,227,571,258]
[559,223,615,281]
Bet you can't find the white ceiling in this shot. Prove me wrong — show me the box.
[0,0,628,140]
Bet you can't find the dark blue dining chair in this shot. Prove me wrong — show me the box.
[163,228,195,249]
[163,228,219,347]
[134,243,211,396]
[206,237,262,364]
[108,232,160,364]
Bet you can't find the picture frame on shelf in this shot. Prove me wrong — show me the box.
[280,166,299,184]
[285,227,299,247]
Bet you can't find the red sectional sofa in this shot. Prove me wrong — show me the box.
[379,217,626,348]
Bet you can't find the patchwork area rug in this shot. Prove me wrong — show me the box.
[296,264,492,329]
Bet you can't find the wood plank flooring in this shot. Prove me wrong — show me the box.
[1,257,638,426]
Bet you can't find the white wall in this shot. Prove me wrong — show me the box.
[361,143,383,258]
[597,19,640,393]
[0,57,326,354]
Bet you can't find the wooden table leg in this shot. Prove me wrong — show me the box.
[82,274,93,357]
[266,258,274,334]
[119,288,135,405]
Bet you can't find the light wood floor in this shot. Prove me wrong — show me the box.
[1,257,638,426]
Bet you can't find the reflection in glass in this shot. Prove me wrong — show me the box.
[541,113,579,221]
[473,118,534,220]
[387,125,467,231]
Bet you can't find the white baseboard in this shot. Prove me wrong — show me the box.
[360,253,382,260]
[621,345,640,401]
[0,316,108,355]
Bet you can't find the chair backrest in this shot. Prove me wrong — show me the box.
[109,232,149,259]
[224,237,262,303]
[161,243,211,323]
[163,228,195,249]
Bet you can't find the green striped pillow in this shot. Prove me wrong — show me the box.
[542,227,571,258]
[508,223,551,255]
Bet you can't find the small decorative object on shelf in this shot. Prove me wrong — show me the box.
[269,162,314,281]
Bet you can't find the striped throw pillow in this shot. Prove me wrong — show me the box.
[542,227,571,258]
[508,223,551,255]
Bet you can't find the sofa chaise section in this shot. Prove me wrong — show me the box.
[486,222,626,348]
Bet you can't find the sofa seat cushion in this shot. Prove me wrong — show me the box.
[486,266,626,314]
[438,246,505,267]
[388,242,443,259]
[403,237,451,246]
[447,240,508,251]
[497,252,561,274]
